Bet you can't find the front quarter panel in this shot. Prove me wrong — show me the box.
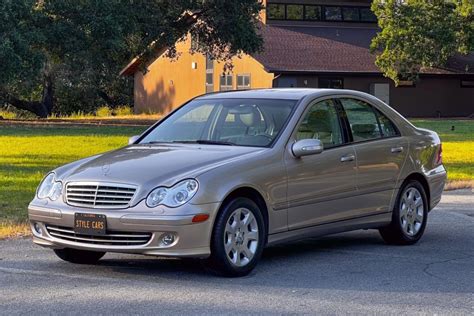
[192,148,289,234]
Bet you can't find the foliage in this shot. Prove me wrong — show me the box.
[371,0,474,84]
[95,106,113,117]
[0,0,264,117]
[114,105,133,116]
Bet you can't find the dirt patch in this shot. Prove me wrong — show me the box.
[445,180,474,191]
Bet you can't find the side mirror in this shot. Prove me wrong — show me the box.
[128,135,140,145]
[292,139,323,158]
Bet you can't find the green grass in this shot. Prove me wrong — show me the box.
[0,125,146,227]
[411,120,474,181]
[0,119,472,234]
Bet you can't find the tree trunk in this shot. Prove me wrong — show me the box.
[0,93,49,118]
[41,71,54,116]
[1,65,54,118]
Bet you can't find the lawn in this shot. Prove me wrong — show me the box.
[0,119,472,238]
[0,124,147,237]
[410,119,474,183]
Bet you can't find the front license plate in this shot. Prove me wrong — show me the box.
[74,213,106,236]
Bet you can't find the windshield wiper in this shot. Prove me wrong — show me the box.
[172,140,236,146]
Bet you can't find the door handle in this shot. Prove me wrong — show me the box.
[340,154,355,162]
[391,146,404,153]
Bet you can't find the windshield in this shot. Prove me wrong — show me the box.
[140,98,297,147]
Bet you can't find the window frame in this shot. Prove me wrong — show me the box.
[335,97,401,145]
[219,74,233,91]
[265,3,377,24]
[323,6,343,21]
[205,55,214,93]
[236,74,251,90]
[319,77,344,89]
[267,3,286,20]
[286,4,304,20]
[304,5,322,21]
[291,98,349,149]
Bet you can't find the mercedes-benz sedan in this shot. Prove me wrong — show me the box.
[29,89,446,276]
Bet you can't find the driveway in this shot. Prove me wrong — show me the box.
[1,190,473,315]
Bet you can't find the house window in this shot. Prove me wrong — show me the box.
[237,74,251,90]
[461,80,474,88]
[319,78,344,89]
[360,8,377,22]
[342,7,360,21]
[220,74,233,91]
[267,3,285,20]
[205,55,214,93]
[266,3,376,23]
[286,5,304,20]
[324,6,342,21]
[304,5,321,21]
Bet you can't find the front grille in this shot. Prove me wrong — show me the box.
[46,225,152,246]
[65,182,137,209]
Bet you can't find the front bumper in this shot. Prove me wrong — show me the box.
[28,200,220,258]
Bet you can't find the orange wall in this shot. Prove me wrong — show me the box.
[134,37,274,114]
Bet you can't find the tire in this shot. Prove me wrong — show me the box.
[206,197,266,277]
[54,248,105,264]
[379,180,428,245]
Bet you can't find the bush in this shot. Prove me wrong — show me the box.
[114,105,133,116]
[95,106,112,117]
[0,106,37,119]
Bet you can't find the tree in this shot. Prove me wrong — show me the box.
[370,0,474,84]
[0,0,263,117]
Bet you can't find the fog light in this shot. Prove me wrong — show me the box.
[33,222,43,235]
[160,233,176,246]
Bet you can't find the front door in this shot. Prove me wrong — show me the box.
[285,99,357,230]
[338,97,408,215]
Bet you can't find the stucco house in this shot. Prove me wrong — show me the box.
[120,0,474,117]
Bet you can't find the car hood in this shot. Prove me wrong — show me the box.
[60,143,265,189]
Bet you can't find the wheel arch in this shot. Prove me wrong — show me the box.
[215,186,270,245]
[401,173,431,209]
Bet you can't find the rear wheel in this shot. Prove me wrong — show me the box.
[54,248,105,264]
[379,180,428,245]
[206,197,265,277]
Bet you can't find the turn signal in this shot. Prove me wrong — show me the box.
[192,214,210,223]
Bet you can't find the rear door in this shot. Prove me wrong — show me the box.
[338,98,408,215]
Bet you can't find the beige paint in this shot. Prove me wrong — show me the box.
[134,36,274,114]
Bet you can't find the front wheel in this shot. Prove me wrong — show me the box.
[379,180,428,245]
[206,197,266,277]
[54,248,105,264]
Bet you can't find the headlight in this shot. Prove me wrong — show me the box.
[37,173,63,201]
[146,179,198,208]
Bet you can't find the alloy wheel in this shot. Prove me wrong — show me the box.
[224,207,259,267]
[399,187,424,236]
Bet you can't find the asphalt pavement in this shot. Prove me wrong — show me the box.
[1,190,473,315]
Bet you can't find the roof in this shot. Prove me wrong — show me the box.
[120,23,474,76]
[197,88,373,101]
[254,24,474,75]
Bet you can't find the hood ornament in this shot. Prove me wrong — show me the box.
[101,164,110,176]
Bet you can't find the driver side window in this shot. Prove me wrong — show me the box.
[296,99,343,148]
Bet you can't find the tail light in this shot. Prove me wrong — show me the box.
[436,143,443,165]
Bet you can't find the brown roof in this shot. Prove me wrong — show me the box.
[253,24,474,75]
[120,23,474,76]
